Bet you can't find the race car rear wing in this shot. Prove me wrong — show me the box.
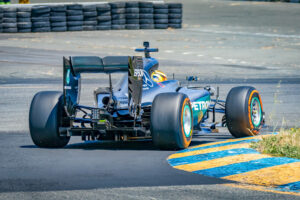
[70,56,129,74]
[63,56,143,118]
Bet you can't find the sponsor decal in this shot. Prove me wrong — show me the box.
[134,69,144,78]
[143,70,154,89]
[157,82,165,88]
[64,86,72,90]
[192,101,210,111]
[66,69,70,85]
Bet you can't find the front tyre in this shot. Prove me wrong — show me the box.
[151,93,193,150]
[29,91,70,148]
[225,86,264,138]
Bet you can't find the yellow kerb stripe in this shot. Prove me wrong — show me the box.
[224,162,300,187]
[174,154,270,172]
[168,143,251,159]
[188,134,275,150]
[188,134,274,150]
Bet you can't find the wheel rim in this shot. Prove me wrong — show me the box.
[182,105,192,137]
[251,97,262,127]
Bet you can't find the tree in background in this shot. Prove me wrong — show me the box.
[19,0,30,3]
[0,0,11,4]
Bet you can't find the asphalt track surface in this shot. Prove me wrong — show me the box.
[0,0,300,199]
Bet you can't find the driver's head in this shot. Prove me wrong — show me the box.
[151,70,167,82]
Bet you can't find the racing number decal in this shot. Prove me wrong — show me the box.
[134,69,143,78]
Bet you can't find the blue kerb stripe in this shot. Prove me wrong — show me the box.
[168,148,259,166]
[178,139,259,153]
[277,181,300,191]
[194,157,300,178]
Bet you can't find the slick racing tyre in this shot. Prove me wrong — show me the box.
[139,19,154,24]
[3,18,17,23]
[17,12,31,18]
[167,3,182,9]
[168,23,181,29]
[51,5,66,12]
[96,25,111,30]
[18,28,31,33]
[51,26,67,32]
[68,26,83,31]
[32,27,51,32]
[29,91,70,148]
[154,24,168,29]
[67,4,83,10]
[126,19,139,24]
[139,8,153,13]
[125,24,139,29]
[17,22,32,28]
[17,7,31,12]
[140,24,154,29]
[225,86,264,138]
[151,93,193,150]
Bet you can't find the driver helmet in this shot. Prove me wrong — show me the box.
[151,70,167,82]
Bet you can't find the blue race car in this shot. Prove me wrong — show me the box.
[29,42,265,149]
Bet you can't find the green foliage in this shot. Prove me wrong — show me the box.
[250,128,300,159]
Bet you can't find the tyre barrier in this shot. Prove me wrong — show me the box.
[0,2,182,33]
[110,2,126,30]
[66,4,83,31]
[126,1,139,30]
[17,6,31,32]
[50,5,67,32]
[83,4,97,31]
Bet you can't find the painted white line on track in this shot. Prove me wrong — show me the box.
[183,52,193,55]
[189,29,300,39]
[213,57,223,60]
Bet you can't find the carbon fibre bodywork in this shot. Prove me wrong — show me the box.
[60,42,224,141]
[96,57,212,129]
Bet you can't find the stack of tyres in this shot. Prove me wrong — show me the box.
[153,3,168,29]
[50,5,67,32]
[67,4,83,31]
[17,6,31,33]
[96,3,111,30]
[31,5,50,32]
[83,4,97,31]
[110,2,125,30]
[2,6,17,33]
[125,1,139,30]
[139,2,153,29]
[0,7,3,32]
[167,3,182,29]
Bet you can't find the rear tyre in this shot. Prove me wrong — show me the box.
[151,93,193,150]
[29,91,70,148]
[225,86,264,138]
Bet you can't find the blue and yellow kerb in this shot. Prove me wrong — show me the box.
[167,134,300,195]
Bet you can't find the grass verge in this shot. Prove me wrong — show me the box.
[251,128,300,159]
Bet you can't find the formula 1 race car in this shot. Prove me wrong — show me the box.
[29,42,265,149]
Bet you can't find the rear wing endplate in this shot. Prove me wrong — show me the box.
[63,56,143,119]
